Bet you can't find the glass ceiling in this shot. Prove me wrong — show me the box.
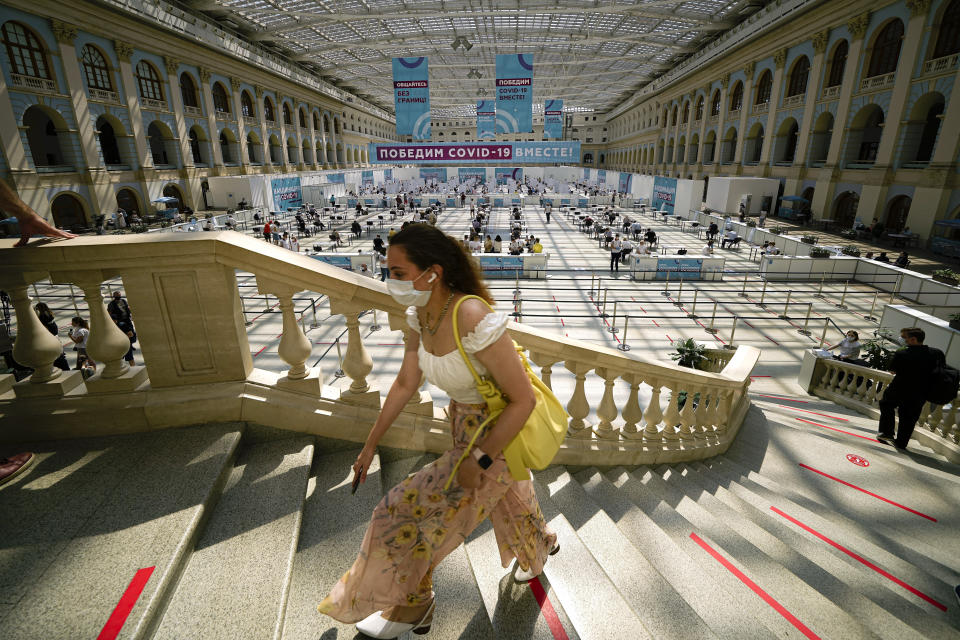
[188,0,765,118]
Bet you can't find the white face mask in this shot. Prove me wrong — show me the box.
[386,269,436,307]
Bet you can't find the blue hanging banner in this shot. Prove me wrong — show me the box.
[597,169,606,184]
[384,169,392,180]
[652,176,678,213]
[361,170,374,186]
[458,167,486,184]
[476,100,496,140]
[582,167,590,181]
[543,99,563,140]
[271,177,302,211]
[496,54,533,134]
[327,173,345,184]
[618,172,632,194]
[369,141,579,164]
[393,57,431,140]
[495,168,523,186]
[419,167,447,182]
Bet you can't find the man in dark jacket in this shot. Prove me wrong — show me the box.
[877,327,945,450]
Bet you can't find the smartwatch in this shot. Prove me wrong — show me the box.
[471,447,493,470]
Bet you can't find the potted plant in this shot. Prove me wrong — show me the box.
[801,234,818,245]
[932,269,960,286]
[861,338,899,370]
[840,229,858,240]
[950,313,960,331]
[809,247,832,258]
[671,337,707,369]
[770,226,784,235]
[841,245,861,257]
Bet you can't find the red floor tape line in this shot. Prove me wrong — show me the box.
[777,405,850,421]
[529,576,571,640]
[756,394,810,403]
[97,566,155,640]
[770,506,948,611]
[795,417,877,441]
[797,463,937,522]
[689,533,821,639]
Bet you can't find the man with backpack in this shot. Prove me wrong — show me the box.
[877,327,952,450]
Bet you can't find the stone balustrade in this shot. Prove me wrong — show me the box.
[806,355,960,459]
[0,233,760,465]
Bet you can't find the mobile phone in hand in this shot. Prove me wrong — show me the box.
[351,469,362,494]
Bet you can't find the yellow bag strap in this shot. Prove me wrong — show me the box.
[444,294,503,491]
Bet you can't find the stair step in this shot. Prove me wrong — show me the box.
[529,473,651,640]
[659,462,937,640]
[574,467,780,640]
[700,457,960,629]
[686,460,960,639]
[153,436,314,640]
[281,447,383,639]
[535,467,717,640]
[609,466,875,639]
[0,424,242,640]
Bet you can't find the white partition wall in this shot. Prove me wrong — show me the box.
[675,179,704,216]
[705,177,779,215]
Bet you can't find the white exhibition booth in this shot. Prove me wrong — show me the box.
[704,177,779,216]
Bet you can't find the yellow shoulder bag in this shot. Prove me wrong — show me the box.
[444,295,569,489]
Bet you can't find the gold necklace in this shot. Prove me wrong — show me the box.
[424,292,455,336]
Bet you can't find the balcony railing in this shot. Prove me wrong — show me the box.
[184,105,203,118]
[727,108,741,119]
[708,115,719,125]
[215,110,231,121]
[243,116,259,128]
[859,72,895,92]
[752,102,769,115]
[808,356,959,453]
[923,54,959,76]
[141,97,169,111]
[88,88,120,104]
[9,73,57,94]
[783,93,805,109]
[0,233,760,464]
[821,85,841,100]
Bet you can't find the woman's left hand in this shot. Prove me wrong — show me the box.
[457,457,484,489]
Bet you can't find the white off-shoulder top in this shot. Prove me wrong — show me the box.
[406,305,509,403]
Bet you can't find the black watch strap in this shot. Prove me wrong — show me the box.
[472,447,493,469]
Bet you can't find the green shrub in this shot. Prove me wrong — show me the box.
[809,247,831,258]
[841,245,861,257]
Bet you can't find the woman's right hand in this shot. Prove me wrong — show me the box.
[353,446,375,484]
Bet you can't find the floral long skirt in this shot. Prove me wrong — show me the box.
[318,401,557,623]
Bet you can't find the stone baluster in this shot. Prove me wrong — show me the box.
[643,379,664,440]
[818,363,834,391]
[564,361,594,438]
[5,283,75,392]
[852,373,869,402]
[918,402,932,431]
[678,385,697,440]
[257,278,321,392]
[329,298,379,405]
[72,277,134,379]
[594,367,620,439]
[662,384,682,440]
[926,403,943,433]
[528,352,560,391]
[620,373,645,439]
[692,386,711,437]
[715,391,734,435]
[706,390,722,434]
[941,403,958,439]
[836,367,853,396]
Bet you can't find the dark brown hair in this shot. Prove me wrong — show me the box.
[389,223,493,304]
[901,327,925,343]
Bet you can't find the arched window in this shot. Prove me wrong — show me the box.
[96,117,122,165]
[240,91,254,118]
[180,73,199,109]
[755,71,772,104]
[298,108,306,129]
[283,103,292,125]
[189,128,203,164]
[934,0,960,58]
[220,131,232,163]
[682,102,689,124]
[212,83,230,113]
[263,98,275,122]
[313,113,320,130]
[81,45,112,91]
[1,21,49,78]
[135,61,164,101]
[24,106,64,167]
[868,20,904,77]
[827,40,848,87]
[148,122,169,165]
[710,91,721,116]
[787,56,809,97]
[729,82,743,111]
[671,106,678,126]
[916,102,945,162]
[695,96,704,120]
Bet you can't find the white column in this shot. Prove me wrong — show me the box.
[198,67,224,168]
[231,77,250,169]
[164,56,194,171]
[793,30,830,166]
[734,62,755,164]
[759,48,788,166]
[114,40,152,169]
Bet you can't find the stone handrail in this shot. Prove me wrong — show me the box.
[0,233,760,465]
[807,355,959,458]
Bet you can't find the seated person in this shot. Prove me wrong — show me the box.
[484,235,494,253]
[468,235,483,253]
[644,229,657,246]
[874,251,890,263]
[894,251,910,268]
[721,229,740,248]
[493,235,503,252]
[702,240,715,255]
[508,238,523,255]
[531,238,543,254]
[826,331,861,361]
[707,222,719,240]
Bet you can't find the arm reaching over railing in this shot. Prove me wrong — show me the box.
[0,179,76,247]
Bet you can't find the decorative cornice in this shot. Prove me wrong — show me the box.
[743,61,756,78]
[164,57,180,75]
[773,48,788,69]
[812,30,830,54]
[114,40,133,62]
[198,67,211,83]
[50,19,78,44]
[906,0,931,16]
[847,12,870,39]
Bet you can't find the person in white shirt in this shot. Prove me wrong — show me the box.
[609,234,623,272]
[290,235,300,253]
[766,243,781,255]
[702,240,715,255]
[69,316,90,369]
[827,331,861,361]
[721,229,738,248]
[468,236,483,253]
[225,214,237,229]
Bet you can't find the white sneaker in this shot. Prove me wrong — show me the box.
[513,542,560,583]
[355,596,435,639]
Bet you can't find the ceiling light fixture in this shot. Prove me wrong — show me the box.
[466,68,483,79]
[451,36,473,51]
